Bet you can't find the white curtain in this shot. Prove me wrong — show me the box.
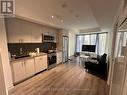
[84,35,90,45]
[98,33,107,55]
[76,36,84,52]
[115,32,127,57]
[90,34,97,45]
[115,32,121,57]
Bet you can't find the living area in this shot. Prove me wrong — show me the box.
[75,32,108,79]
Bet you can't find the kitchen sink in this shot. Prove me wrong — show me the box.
[15,55,30,59]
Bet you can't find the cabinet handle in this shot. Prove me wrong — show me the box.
[24,62,25,65]
[39,58,42,60]
[22,63,24,67]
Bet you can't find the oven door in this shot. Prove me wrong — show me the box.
[48,55,56,65]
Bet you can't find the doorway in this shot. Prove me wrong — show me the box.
[62,36,69,63]
[110,32,127,95]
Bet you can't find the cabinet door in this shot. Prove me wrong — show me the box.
[31,27,42,43]
[25,58,35,77]
[35,56,44,73]
[20,20,32,43]
[6,19,22,43]
[12,61,25,83]
[42,55,48,69]
[57,52,62,64]
[35,55,48,73]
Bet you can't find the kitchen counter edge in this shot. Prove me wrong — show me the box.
[10,53,47,62]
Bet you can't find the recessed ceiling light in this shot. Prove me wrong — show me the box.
[62,3,68,8]
[51,16,54,18]
[75,15,79,18]
[61,20,63,23]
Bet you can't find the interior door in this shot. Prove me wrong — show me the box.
[110,32,127,95]
[63,36,69,63]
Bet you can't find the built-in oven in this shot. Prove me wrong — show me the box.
[48,52,57,66]
[42,34,55,42]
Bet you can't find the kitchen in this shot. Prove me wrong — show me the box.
[5,17,67,85]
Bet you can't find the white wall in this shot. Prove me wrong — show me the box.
[0,19,13,92]
[106,29,117,86]
[68,31,76,57]
[0,54,7,95]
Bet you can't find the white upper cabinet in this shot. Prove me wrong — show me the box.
[6,19,22,43]
[6,18,57,43]
[20,21,32,43]
[31,26,42,43]
[6,18,32,43]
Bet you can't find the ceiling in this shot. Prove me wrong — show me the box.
[15,0,121,32]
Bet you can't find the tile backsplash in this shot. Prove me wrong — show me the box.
[8,42,56,56]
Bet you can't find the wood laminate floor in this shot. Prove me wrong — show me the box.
[9,57,109,95]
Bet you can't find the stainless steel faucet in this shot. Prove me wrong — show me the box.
[20,48,23,55]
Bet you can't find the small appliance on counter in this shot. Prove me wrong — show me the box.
[35,48,40,54]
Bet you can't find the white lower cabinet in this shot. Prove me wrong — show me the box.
[25,58,35,78]
[11,58,35,84]
[11,54,48,84]
[57,52,62,64]
[12,60,26,84]
[42,55,48,70]
[35,55,48,73]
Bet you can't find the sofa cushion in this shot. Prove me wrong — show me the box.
[98,53,107,65]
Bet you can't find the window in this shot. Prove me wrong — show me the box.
[90,34,97,45]
[84,35,90,45]
[76,36,84,52]
[76,33,107,55]
[98,33,107,55]
[115,32,127,57]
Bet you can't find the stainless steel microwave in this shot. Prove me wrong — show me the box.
[42,34,55,42]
